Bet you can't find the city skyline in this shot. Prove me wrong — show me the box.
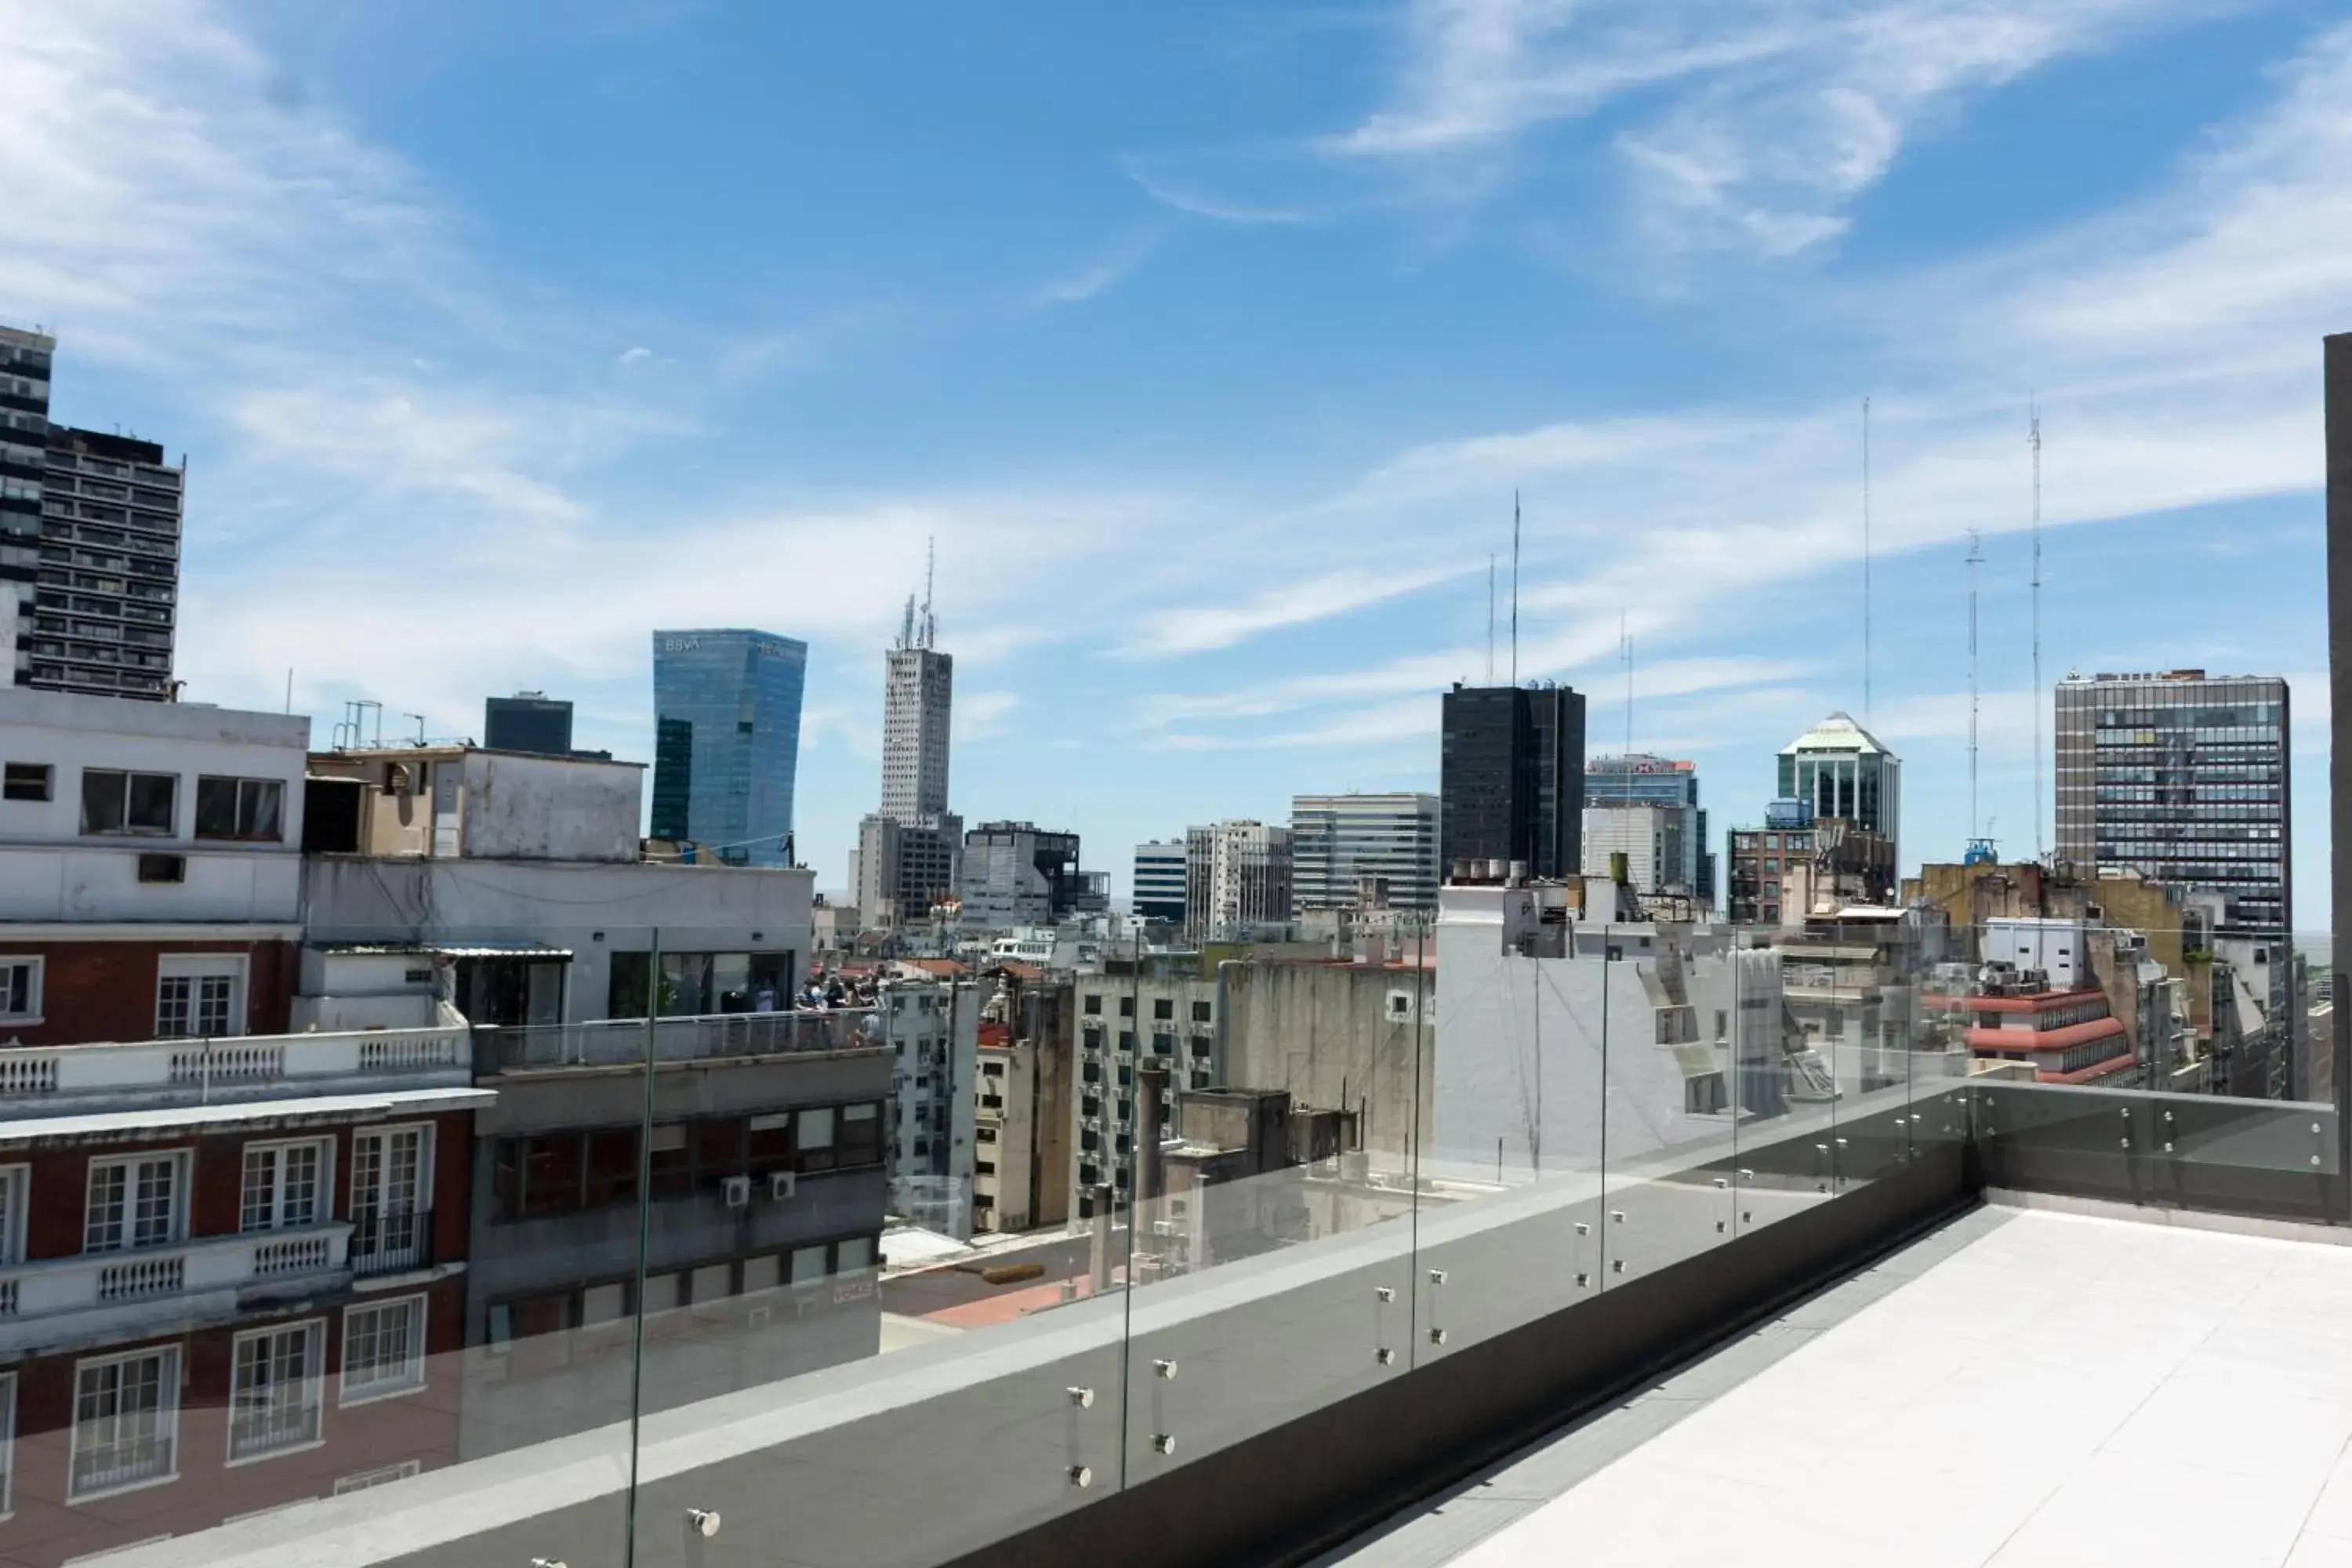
[1,2,2339,915]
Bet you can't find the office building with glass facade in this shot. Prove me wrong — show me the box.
[650,628,808,866]
[2055,670,2291,944]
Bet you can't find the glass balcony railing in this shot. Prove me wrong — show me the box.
[0,917,2338,1568]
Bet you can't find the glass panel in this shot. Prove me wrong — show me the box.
[1597,920,1744,1284]
[1120,918,1425,1476]
[1417,887,1605,1359]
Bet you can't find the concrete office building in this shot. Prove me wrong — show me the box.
[483,692,573,755]
[1220,957,1433,1167]
[650,629,807,866]
[461,1014,888,1457]
[2055,671,2291,947]
[0,329,184,701]
[882,616,952,825]
[1185,820,1295,936]
[1581,802,1687,898]
[1291,793,1440,913]
[1585,755,1712,905]
[855,811,963,929]
[959,821,1101,930]
[1134,840,1187,922]
[1439,684,1585,880]
[1778,713,1900,860]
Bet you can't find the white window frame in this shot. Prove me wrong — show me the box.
[350,1122,432,1220]
[67,1345,181,1503]
[0,956,39,1024]
[83,1152,187,1254]
[339,1294,428,1406]
[154,953,246,1040]
[240,1138,332,1235]
[226,1318,325,1466]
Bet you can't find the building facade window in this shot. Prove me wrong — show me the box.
[228,1320,325,1462]
[85,1153,182,1253]
[0,958,38,1022]
[0,763,48,802]
[70,1347,180,1501]
[193,776,285,841]
[351,1124,428,1251]
[78,768,176,835]
[341,1295,427,1403]
[240,1139,329,1233]
[155,955,242,1039]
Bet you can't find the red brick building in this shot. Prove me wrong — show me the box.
[0,1024,490,1567]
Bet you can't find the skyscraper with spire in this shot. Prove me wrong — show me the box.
[882,546,952,820]
[855,546,960,924]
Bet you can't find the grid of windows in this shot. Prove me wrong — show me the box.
[241,1140,327,1232]
[70,1348,179,1499]
[342,1295,427,1403]
[2054,676,2290,940]
[228,1322,324,1461]
[85,1155,180,1252]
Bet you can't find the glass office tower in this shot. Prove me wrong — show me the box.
[650,629,808,866]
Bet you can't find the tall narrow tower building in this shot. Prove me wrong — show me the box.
[883,580,953,821]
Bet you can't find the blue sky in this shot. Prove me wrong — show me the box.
[4,0,2342,920]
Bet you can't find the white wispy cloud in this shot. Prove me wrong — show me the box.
[1033,227,1167,307]
[1120,154,1319,225]
[1330,0,2242,256]
[1119,562,1477,657]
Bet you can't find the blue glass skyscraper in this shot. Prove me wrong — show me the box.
[650,629,808,866]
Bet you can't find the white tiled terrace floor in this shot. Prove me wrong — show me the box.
[1324,1203,2352,1568]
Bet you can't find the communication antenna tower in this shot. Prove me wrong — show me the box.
[1966,529,1984,841]
[1621,612,1634,797]
[2031,404,2044,864]
[1486,554,1496,684]
[920,535,937,649]
[1509,492,1521,686]
[1862,397,1873,725]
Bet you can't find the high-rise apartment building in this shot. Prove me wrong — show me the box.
[2055,671,2291,945]
[0,328,183,699]
[650,629,808,866]
[1291,792,1440,912]
[1584,754,1712,904]
[1439,684,1585,880]
[1134,840,1187,922]
[1185,820,1295,935]
[1778,713,1899,860]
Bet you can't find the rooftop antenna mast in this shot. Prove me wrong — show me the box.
[1966,529,1984,840]
[1510,491,1521,686]
[1621,612,1634,798]
[930,535,940,648]
[2031,403,2044,864]
[1486,554,1497,684]
[1862,397,1873,725]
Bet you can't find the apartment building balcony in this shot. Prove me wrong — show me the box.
[0,1222,354,1355]
[0,1011,477,1116]
[474,1007,884,1073]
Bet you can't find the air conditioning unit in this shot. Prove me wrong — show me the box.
[769,1171,797,1200]
[722,1174,752,1208]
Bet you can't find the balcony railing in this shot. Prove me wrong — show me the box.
[350,1208,432,1276]
[0,1223,354,1345]
[0,1012,470,1106]
[474,1007,882,1072]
